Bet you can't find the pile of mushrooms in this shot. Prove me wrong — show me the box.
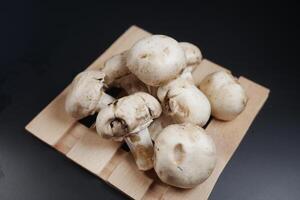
[65,35,248,188]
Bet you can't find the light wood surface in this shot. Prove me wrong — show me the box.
[66,127,121,175]
[108,154,154,200]
[25,25,269,200]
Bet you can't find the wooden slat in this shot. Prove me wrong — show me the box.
[55,123,87,154]
[161,77,269,200]
[99,148,128,180]
[25,89,75,145]
[142,181,168,200]
[25,25,149,146]
[108,154,153,200]
[66,127,121,175]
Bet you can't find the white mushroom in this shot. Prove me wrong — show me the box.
[101,51,130,86]
[199,71,248,121]
[101,51,153,97]
[112,73,149,95]
[157,77,211,127]
[96,92,162,170]
[180,42,202,67]
[65,70,115,119]
[127,35,186,86]
[154,123,217,188]
[178,42,203,84]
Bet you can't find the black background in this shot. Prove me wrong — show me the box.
[1,1,299,200]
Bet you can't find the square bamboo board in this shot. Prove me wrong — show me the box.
[25,25,270,200]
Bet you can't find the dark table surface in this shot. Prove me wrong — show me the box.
[1,1,299,200]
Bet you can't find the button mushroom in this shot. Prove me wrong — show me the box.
[96,92,162,170]
[179,42,203,84]
[180,42,202,67]
[112,73,149,95]
[101,51,152,97]
[127,35,187,86]
[100,51,130,86]
[154,123,217,188]
[65,70,115,119]
[157,76,211,127]
[199,71,248,121]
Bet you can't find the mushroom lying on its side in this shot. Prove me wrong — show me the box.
[100,51,130,86]
[154,123,217,188]
[199,71,248,121]
[179,42,203,84]
[157,76,211,127]
[180,42,202,67]
[112,73,149,95]
[65,70,115,119]
[96,92,162,170]
[101,51,151,97]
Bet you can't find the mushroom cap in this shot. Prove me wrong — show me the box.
[180,42,202,67]
[96,92,162,139]
[199,71,248,121]
[157,78,211,127]
[101,51,130,85]
[65,70,105,119]
[154,123,217,188]
[127,35,186,86]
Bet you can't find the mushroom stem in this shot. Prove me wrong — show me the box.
[113,78,154,171]
[124,128,154,171]
[96,92,162,171]
[96,92,115,110]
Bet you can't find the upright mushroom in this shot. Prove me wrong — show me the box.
[96,92,162,170]
[65,70,115,119]
[199,71,248,121]
[154,123,217,188]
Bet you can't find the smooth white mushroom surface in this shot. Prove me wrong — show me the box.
[65,70,114,119]
[154,123,217,188]
[157,77,211,127]
[199,71,248,121]
[178,42,202,85]
[127,35,186,86]
[101,51,130,85]
[180,42,202,67]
